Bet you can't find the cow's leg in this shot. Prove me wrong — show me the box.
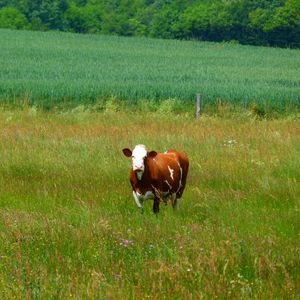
[171,193,180,211]
[133,191,144,213]
[174,198,180,211]
[153,197,160,214]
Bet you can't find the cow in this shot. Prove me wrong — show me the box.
[122,144,189,214]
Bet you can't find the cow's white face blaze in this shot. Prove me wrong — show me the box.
[123,145,158,181]
[131,144,147,173]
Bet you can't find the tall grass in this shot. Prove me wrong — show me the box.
[1,29,300,111]
[0,109,299,298]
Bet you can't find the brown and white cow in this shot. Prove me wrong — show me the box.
[122,144,189,214]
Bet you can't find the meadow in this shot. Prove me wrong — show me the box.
[0,107,299,299]
[1,29,300,112]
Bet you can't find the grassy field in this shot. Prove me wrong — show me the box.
[1,29,300,112]
[0,108,299,298]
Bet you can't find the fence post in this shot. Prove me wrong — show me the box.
[196,94,201,118]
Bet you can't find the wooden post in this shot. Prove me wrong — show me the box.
[196,94,201,118]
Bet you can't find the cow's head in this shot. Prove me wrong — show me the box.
[123,144,157,175]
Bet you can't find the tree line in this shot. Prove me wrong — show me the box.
[0,0,299,48]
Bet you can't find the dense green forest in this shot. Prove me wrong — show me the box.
[0,0,299,48]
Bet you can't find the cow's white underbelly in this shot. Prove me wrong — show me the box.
[137,190,154,201]
[133,189,172,211]
[133,190,154,210]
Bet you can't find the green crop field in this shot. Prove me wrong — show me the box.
[0,109,299,298]
[1,29,300,112]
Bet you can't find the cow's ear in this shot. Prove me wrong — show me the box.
[122,148,132,157]
[148,151,158,158]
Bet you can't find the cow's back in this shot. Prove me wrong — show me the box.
[165,150,189,198]
[166,149,189,167]
[151,153,180,180]
[150,150,189,197]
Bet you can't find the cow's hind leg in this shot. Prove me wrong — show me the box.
[153,197,160,214]
[171,193,180,211]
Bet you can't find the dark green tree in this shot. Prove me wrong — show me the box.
[265,0,300,47]
[65,3,103,33]
[0,0,298,48]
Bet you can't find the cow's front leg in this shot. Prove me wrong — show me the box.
[153,197,160,214]
[133,191,144,213]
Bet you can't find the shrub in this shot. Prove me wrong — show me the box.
[0,7,29,30]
